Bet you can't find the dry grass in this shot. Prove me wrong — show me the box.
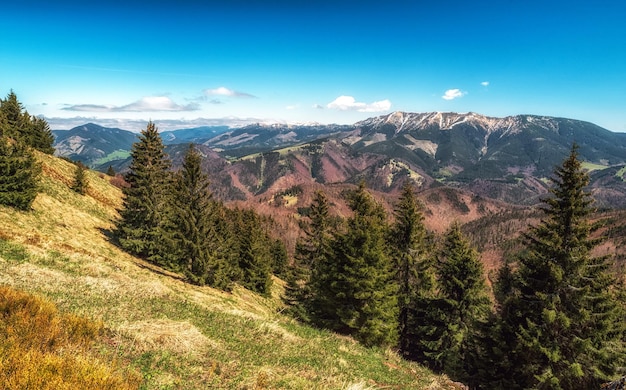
[0,286,141,389]
[0,151,464,389]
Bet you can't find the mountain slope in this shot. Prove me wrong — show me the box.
[0,151,461,389]
[52,112,626,207]
[53,123,138,167]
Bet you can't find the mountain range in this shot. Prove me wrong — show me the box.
[52,111,626,208]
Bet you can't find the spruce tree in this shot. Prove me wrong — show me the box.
[496,144,626,389]
[106,165,116,177]
[115,121,171,264]
[168,144,231,289]
[390,181,436,358]
[433,223,490,379]
[0,91,30,141]
[287,190,333,321]
[229,208,273,295]
[71,162,88,195]
[30,116,55,155]
[0,139,40,210]
[311,182,398,347]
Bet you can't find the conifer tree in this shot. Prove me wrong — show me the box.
[106,165,116,177]
[390,181,436,358]
[30,116,55,155]
[433,223,490,379]
[115,121,171,264]
[229,208,273,295]
[0,91,30,141]
[496,144,626,389]
[168,144,231,289]
[71,162,88,195]
[0,139,40,210]
[286,190,334,321]
[311,183,398,347]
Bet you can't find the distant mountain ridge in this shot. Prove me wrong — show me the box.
[52,112,626,207]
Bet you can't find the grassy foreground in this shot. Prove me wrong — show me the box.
[0,152,461,389]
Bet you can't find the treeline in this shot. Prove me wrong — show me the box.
[285,146,626,389]
[0,91,55,210]
[113,122,285,295]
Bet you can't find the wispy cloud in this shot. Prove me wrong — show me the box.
[327,96,392,112]
[313,104,324,109]
[286,104,299,110]
[63,96,199,112]
[45,116,268,132]
[442,89,466,101]
[204,86,256,98]
[481,81,490,86]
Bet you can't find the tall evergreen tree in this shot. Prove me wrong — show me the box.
[168,144,231,289]
[286,190,334,321]
[0,139,40,210]
[390,181,436,358]
[0,91,30,141]
[30,116,55,155]
[115,121,171,264]
[496,145,626,389]
[433,223,491,380]
[229,208,273,295]
[311,183,398,347]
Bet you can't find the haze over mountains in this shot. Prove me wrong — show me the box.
[52,111,626,207]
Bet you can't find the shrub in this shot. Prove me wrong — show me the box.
[0,286,141,389]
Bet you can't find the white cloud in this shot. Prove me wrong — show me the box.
[286,104,299,110]
[442,89,466,101]
[204,86,255,98]
[326,95,392,112]
[62,96,199,112]
[313,104,324,109]
[481,81,490,86]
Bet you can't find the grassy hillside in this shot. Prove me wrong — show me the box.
[0,152,462,389]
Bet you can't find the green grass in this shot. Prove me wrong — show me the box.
[616,166,626,181]
[91,149,131,167]
[581,161,608,172]
[0,151,459,389]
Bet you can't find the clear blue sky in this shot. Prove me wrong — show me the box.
[2,0,625,131]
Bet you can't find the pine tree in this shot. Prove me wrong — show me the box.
[434,223,490,379]
[229,208,273,295]
[115,121,171,264]
[286,190,333,321]
[390,181,436,358]
[0,91,30,142]
[496,144,626,389]
[30,116,55,155]
[71,162,88,195]
[168,144,231,289]
[0,139,40,210]
[311,182,398,347]
[106,165,116,177]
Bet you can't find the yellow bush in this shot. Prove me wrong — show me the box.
[0,286,141,389]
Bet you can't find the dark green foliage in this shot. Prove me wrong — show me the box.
[492,145,626,389]
[168,144,232,289]
[115,121,172,264]
[310,183,398,347]
[71,162,88,195]
[106,165,116,177]
[0,139,40,210]
[390,181,436,358]
[286,190,333,321]
[228,208,273,295]
[433,223,490,380]
[0,91,54,154]
[30,116,55,155]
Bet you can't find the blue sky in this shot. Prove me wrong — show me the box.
[2,0,625,131]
